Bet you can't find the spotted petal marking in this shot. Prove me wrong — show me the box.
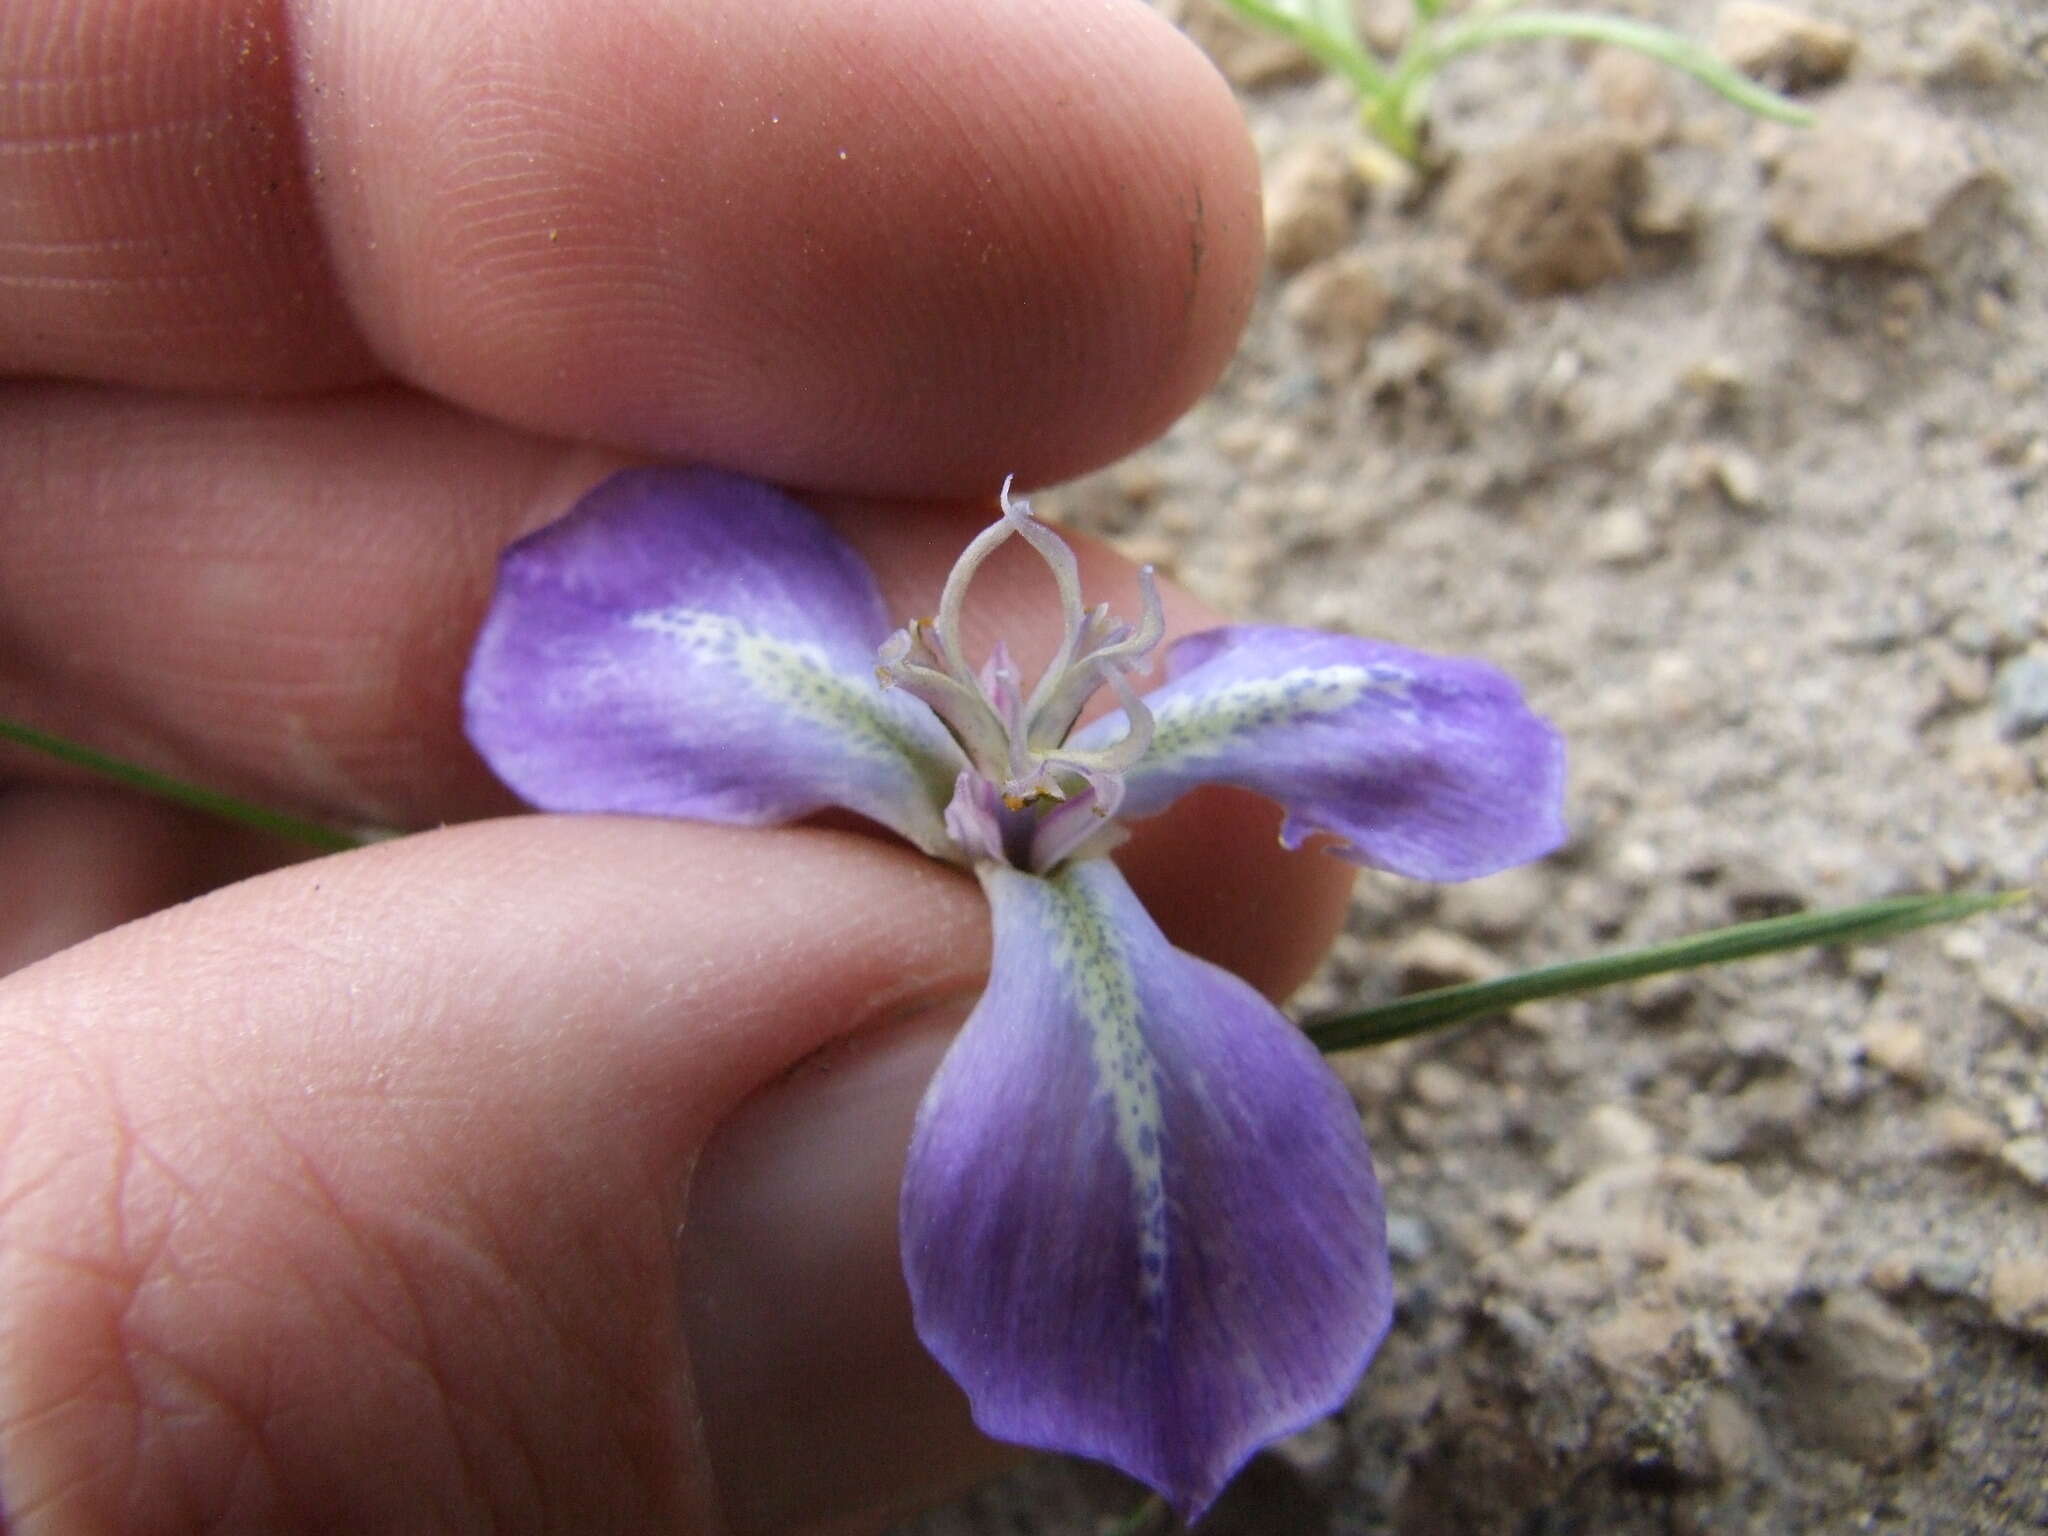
[900,858,1392,1522]
[1075,624,1568,881]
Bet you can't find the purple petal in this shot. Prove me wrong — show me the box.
[902,858,1391,1521]
[464,467,961,852]
[1074,624,1567,881]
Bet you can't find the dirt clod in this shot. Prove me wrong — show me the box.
[1765,89,2005,268]
[1713,1,1858,91]
[1263,136,1363,274]
[1443,127,1647,294]
[1777,1288,1933,1464]
[1281,252,1390,370]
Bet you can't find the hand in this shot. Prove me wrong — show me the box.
[0,1,1356,1530]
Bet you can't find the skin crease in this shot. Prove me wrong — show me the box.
[0,0,1362,1532]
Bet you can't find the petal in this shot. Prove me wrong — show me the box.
[1074,625,1566,881]
[464,467,962,852]
[901,859,1391,1521]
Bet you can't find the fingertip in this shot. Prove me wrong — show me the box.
[300,0,1262,493]
[0,818,993,1534]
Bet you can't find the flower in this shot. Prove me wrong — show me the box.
[463,467,1566,1519]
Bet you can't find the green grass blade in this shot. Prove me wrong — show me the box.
[1307,890,2026,1053]
[1425,11,1814,125]
[1205,0,1392,93]
[0,716,371,854]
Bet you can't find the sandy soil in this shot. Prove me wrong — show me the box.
[899,1,2048,1531]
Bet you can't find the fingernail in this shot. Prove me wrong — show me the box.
[678,1000,1011,1535]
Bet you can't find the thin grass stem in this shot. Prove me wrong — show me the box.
[1414,11,1814,125]
[1308,890,2025,1053]
[0,716,371,854]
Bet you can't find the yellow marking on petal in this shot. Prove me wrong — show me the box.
[629,608,936,767]
[1147,664,1406,766]
[1041,868,1170,1316]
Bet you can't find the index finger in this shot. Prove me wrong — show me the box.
[1,0,1262,496]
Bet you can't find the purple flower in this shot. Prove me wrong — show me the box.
[463,467,1566,1519]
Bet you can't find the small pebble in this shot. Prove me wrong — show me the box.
[1859,1019,1929,1083]
[1952,742,2035,798]
[1264,137,1361,274]
[1989,1257,2048,1336]
[1980,953,2047,1031]
[1490,1189,1540,1229]
[1927,1103,2004,1158]
[2000,1136,2048,1188]
[1992,653,2048,739]
[1585,505,1661,567]
[1436,866,1550,940]
[1628,176,1701,240]
[1282,253,1391,367]
[1701,1390,1764,1477]
[1917,1255,1980,1296]
[1926,5,2017,89]
[1588,46,1675,143]
[1384,1211,1435,1263]
[1670,443,1766,510]
[1942,928,1988,965]
[1880,278,1933,342]
[1587,1304,1689,1375]
[1584,1103,1662,1165]
[1554,1102,1664,1181]
[1947,614,1999,655]
[1868,1255,1915,1294]
[1390,928,1505,991]
[1410,1061,1468,1109]
[1269,1417,1348,1482]
[1810,1289,1934,1384]
[1766,89,2004,271]
[1714,1,1857,89]
[1780,1289,1933,1463]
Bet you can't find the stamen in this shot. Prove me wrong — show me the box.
[1025,566,1166,751]
[999,482,1091,690]
[878,619,1013,769]
[1041,668,1156,778]
[932,485,1029,690]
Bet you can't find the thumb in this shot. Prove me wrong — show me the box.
[0,817,1000,1535]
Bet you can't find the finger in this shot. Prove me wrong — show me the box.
[678,1014,1004,1534]
[0,786,283,975]
[0,386,1357,985]
[0,385,1179,824]
[0,818,996,1535]
[2,0,1261,495]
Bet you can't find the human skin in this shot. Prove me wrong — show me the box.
[0,1,1359,1531]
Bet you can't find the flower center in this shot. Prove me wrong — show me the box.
[876,480,1164,870]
